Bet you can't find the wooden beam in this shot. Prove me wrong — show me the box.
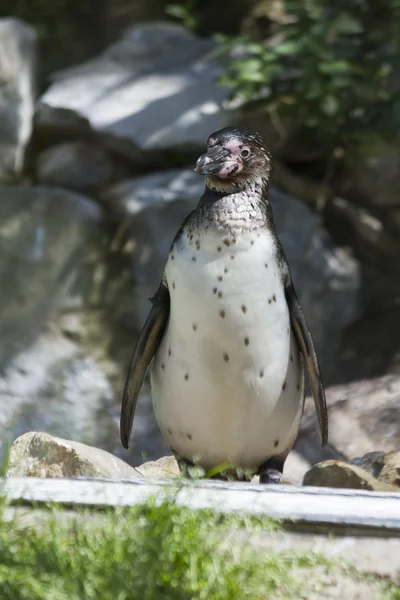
[3,477,400,536]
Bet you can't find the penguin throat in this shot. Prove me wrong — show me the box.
[197,176,271,233]
[205,173,268,195]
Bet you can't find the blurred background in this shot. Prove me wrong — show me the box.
[0,0,399,468]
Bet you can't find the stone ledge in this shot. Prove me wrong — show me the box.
[3,476,400,537]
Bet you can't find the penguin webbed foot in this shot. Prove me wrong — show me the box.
[258,456,285,485]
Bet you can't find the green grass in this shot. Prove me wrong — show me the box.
[0,491,398,600]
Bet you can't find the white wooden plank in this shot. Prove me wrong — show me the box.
[3,477,400,535]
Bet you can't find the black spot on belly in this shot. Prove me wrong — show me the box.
[219,310,225,318]
[224,267,228,274]
[273,294,276,303]
[218,291,223,298]
[161,363,165,370]
[260,369,264,378]
[251,240,254,245]
[241,305,247,313]
[297,383,300,391]
[282,381,286,391]
[171,254,174,260]
[230,255,235,260]
[193,323,198,331]
[213,287,217,294]
[172,282,175,289]
[265,263,268,268]
[196,241,200,250]
[274,439,279,448]
[223,352,229,362]
[217,246,222,252]
[244,337,249,346]
[268,298,272,304]
[290,354,293,362]
[168,347,172,357]
[186,433,192,440]
[223,239,230,246]
[184,373,189,381]
[192,257,196,262]
[168,428,173,435]
[217,276,223,282]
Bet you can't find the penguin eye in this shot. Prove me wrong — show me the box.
[240,147,251,159]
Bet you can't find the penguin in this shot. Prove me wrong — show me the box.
[120,126,328,483]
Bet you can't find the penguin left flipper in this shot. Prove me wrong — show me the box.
[120,283,170,449]
[285,279,328,447]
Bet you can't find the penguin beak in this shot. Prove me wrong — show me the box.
[194,146,231,175]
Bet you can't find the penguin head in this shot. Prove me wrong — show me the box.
[195,126,272,188]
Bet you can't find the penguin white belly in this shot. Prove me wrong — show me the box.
[151,228,305,472]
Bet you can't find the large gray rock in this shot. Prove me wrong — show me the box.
[0,185,100,365]
[0,19,37,180]
[36,142,120,190]
[7,431,141,478]
[0,182,172,469]
[41,23,232,159]
[104,168,360,373]
[295,374,400,465]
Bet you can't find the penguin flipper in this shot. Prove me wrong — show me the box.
[120,283,170,449]
[285,281,328,446]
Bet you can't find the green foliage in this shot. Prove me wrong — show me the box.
[166,2,200,31]
[218,0,400,150]
[0,490,398,599]
[0,493,310,600]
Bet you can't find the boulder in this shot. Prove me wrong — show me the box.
[0,185,100,365]
[303,460,398,492]
[0,19,37,180]
[137,455,180,478]
[41,23,233,160]
[295,374,400,465]
[36,142,119,190]
[104,168,360,374]
[0,182,172,469]
[7,432,141,478]
[378,451,400,488]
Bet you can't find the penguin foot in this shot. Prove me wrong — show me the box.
[259,468,282,484]
[258,456,285,485]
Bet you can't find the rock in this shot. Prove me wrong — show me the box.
[33,103,94,146]
[295,375,400,466]
[104,168,360,373]
[303,460,398,492]
[349,451,387,479]
[0,182,170,468]
[378,452,400,488]
[41,23,232,160]
[0,185,100,365]
[7,431,141,478]
[36,142,118,190]
[0,19,37,180]
[137,455,180,478]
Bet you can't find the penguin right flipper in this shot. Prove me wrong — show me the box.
[285,280,328,447]
[120,282,170,449]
